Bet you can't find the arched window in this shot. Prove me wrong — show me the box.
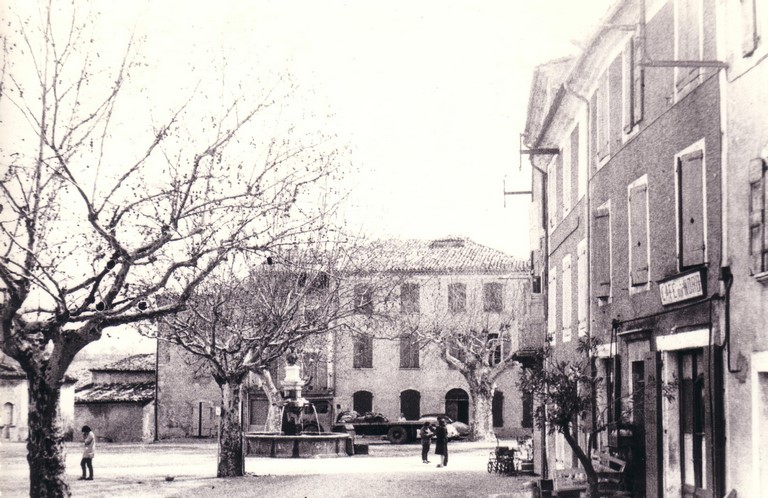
[492,391,504,428]
[445,388,469,424]
[3,402,13,426]
[353,391,373,414]
[400,389,421,420]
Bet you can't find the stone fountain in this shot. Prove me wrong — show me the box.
[244,351,352,458]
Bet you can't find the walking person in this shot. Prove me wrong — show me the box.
[420,421,433,463]
[79,425,95,480]
[434,418,449,468]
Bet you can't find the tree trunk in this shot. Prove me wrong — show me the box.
[254,370,283,433]
[217,381,244,477]
[562,427,599,498]
[26,370,70,497]
[468,383,496,442]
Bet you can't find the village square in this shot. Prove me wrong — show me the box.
[2,0,768,497]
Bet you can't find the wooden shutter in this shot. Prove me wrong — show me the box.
[676,0,701,91]
[571,126,579,200]
[633,38,644,126]
[749,158,767,273]
[561,255,572,341]
[630,184,649,285]
[597,77,610,160]
[623,40,634,133]
[548,268,557,344]
[609,57,623,153]
[577,240,587,334]
[593,207,611,297]
[678,151,705,267]
[741,0,758,57]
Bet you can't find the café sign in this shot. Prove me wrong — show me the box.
[659,269,706,305]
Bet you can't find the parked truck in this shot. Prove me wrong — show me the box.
[332,419,425,444]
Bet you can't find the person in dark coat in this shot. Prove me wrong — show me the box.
[434,418,449,467]
[419,421,433,463]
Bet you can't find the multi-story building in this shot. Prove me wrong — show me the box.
[333,237,531,437]
[525,1,732,496]
[721,0,768,495]
[157,237,532,440]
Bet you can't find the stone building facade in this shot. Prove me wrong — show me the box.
[523,0,747,496]
[75,354,156,442]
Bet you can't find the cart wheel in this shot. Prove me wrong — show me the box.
[487,461,494,473]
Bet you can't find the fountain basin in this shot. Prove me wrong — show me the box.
[245,432,353,458]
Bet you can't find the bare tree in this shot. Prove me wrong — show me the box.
[0,2,343,495]
[400,275,531,442]
[152,243,394,477]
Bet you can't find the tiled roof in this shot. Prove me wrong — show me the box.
[94,353,155,372]
[75,382,155,403]
[353,237,528,274]
[0,355,77,383]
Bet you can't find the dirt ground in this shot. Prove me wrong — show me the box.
[0,437,538,498]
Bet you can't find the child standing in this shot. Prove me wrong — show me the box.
[420,421,433,463]
[79,425,95,480]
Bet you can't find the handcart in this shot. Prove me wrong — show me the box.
[487,445,517,475]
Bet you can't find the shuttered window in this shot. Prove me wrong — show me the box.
[677,151,706,268]
[483,282,504,313]
[399,334,419,368]
[594,205,612,299]
[548,267,557,345]
[400,283,420,314]
[629,182,650,285]
[596,75,610,161]
[749,158,767,274]
[562,138,572,216]
[676,0,702,92]
[448,283,467,313]
[353,335,373,368]
[354,284,373,315]
[561,254,572,343]
[577,239,588,336]
[623,37,644,132]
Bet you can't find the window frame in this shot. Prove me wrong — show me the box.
[354,284,373,315]
[548,266,558,345]
[577,239,588,336]
[594,200,613,303]
[483,282,504,313]
[447,282,467,313]
[353,334,373,369]
[675,142,707,271]
[561,254,572,343]
[399,333,420,369]
[628,174,651,292]
[400,282,420,314]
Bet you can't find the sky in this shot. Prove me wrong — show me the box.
[131,0,613,259]
[4,0,614,355]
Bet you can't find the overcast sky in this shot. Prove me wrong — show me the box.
[134,0,613,259]
[6,0,614,354]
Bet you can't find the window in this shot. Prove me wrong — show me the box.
[399,334,419,368]
[740,0,758,57]
[492,391,504,428]
[749,158,767,274]
[521,391,533,428]
[677,150,706,268]
[483,282,503,313]
[3,402,14,426]
[400,283,420,314]
[593,203,612,299]
[487,332,502,365]
[448,283,467,312]
[676,0,703,93]
[596,74,610,162]
[623,37,644,132]
[354,284,373,315]
[548,267,557,345]
[353,334,373,368]
[578,118,588,200]
[562,138,572,217]
[577,239,588,336]
[628,178,650,286]
[548,156,558,228]
[448,334,467,365]
[532,275,542,294]
[561,254,572,343]
[353,391,373,414]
